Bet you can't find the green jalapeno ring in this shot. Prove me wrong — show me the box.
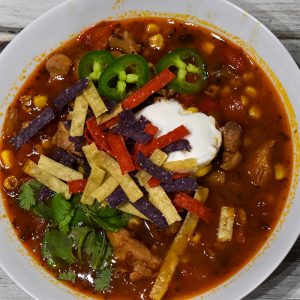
[78,50,115,82]
[98,54,150,102]
[156,48,208,94]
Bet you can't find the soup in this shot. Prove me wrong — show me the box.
[0,17,293,300]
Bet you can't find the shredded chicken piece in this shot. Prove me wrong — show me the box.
[220,151,242,171]
[248,140,275,186]
[108,29,141,54]
[45,53,72,79]
[221,121,242,152]
[52,122,82,156]
[107,229,161,281]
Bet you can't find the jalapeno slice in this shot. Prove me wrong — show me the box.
[98,54,150,102]
[156,48,207,94]
[78,50,115,81]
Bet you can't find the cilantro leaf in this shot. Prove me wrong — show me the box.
[94,267,113,292]
[51,194,74,234]
[84,231,107,270]
[69,226,91,262]
[18,180,42,210]
[32,203,54,220]
[42,229,76,268]
[58,270,76,283]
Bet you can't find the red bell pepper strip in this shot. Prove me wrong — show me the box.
[99,115,119,131]
[107,133,135,174]
[68,179,88,193]
[173,192,213,224]
[84,127,94,145]
[86,117,112,154]
[122,68,176,110]
[139,125,189,157]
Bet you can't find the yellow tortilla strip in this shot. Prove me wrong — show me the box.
[145,184,181,225]
[38,155,83,182]
[91,176,119,202]
[81,166,105,205]
[96,103,122,125]
[135,149,167,186]
[83,80,107,117]
[118,202,149,220]
[70,94,89,137]
[82,143,99,169]
[83,144,143,202]
[149,187,209,300]
[217,206,235,242]
[23,159,71,199]
[162,158,198,173]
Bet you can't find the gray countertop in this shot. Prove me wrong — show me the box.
[0,0,299,299]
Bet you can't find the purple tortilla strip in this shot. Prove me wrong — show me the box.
[37,186,55,203]
[119,109,136,127]
[105,100,117,114]
[161,177,198,192]
[51,147,79,168]
[68,136,84,152]
[10,107,55,150]
[83,159,91,177]
[136,152,173,183]
[107,187,127,208]
[137,115,149,130]
[111,125,151,144]
[53,78,88,113]
[162,139,191,154]
[132,197,168,228]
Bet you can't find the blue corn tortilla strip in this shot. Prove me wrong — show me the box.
[119,109,136,127]
[37,186,55,203]
[107,187,128,208]
[161,177,198,192]
[136,152,173,184]
[53,78,88,113]
[162,139,191,154]
[105,100,118,113]
[10,107,55,150]
[69,136,84,152]
[132,197,168,228]
[50,147,79,168]
[137,115,149,130]
[112,125,152,144]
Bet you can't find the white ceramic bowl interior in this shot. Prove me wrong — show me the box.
[0,0,299,299]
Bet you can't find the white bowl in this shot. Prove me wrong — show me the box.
[0,0,299,299]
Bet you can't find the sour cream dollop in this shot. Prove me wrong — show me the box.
[136,100,222,166]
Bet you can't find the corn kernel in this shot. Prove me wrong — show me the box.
[240,95,249,107]
[3,175,18,190]
[220,86,231,97]
[195,164,212,177]
[205,84,219,97]
[244,86,257,98]
[243,72,254,82]
[249,105,261,119]
[146,23,160,34]
[41,139,53,149]
[201,41,215,55]
[191,232,201,244]
[149,34,164,49]
[186,106,199,113]
[1,150,15,169]
[33,95,47,109]
[274,163,286,180]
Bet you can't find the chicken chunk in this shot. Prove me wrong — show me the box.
[220,151,242,171]
[248,140,275,186]
[221,121,242,152]
[107,229,161,281]
[52,122,82,156]
[46,53,72,79]
[108,29,141,54]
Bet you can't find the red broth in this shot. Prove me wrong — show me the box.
[0,18,293,299]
